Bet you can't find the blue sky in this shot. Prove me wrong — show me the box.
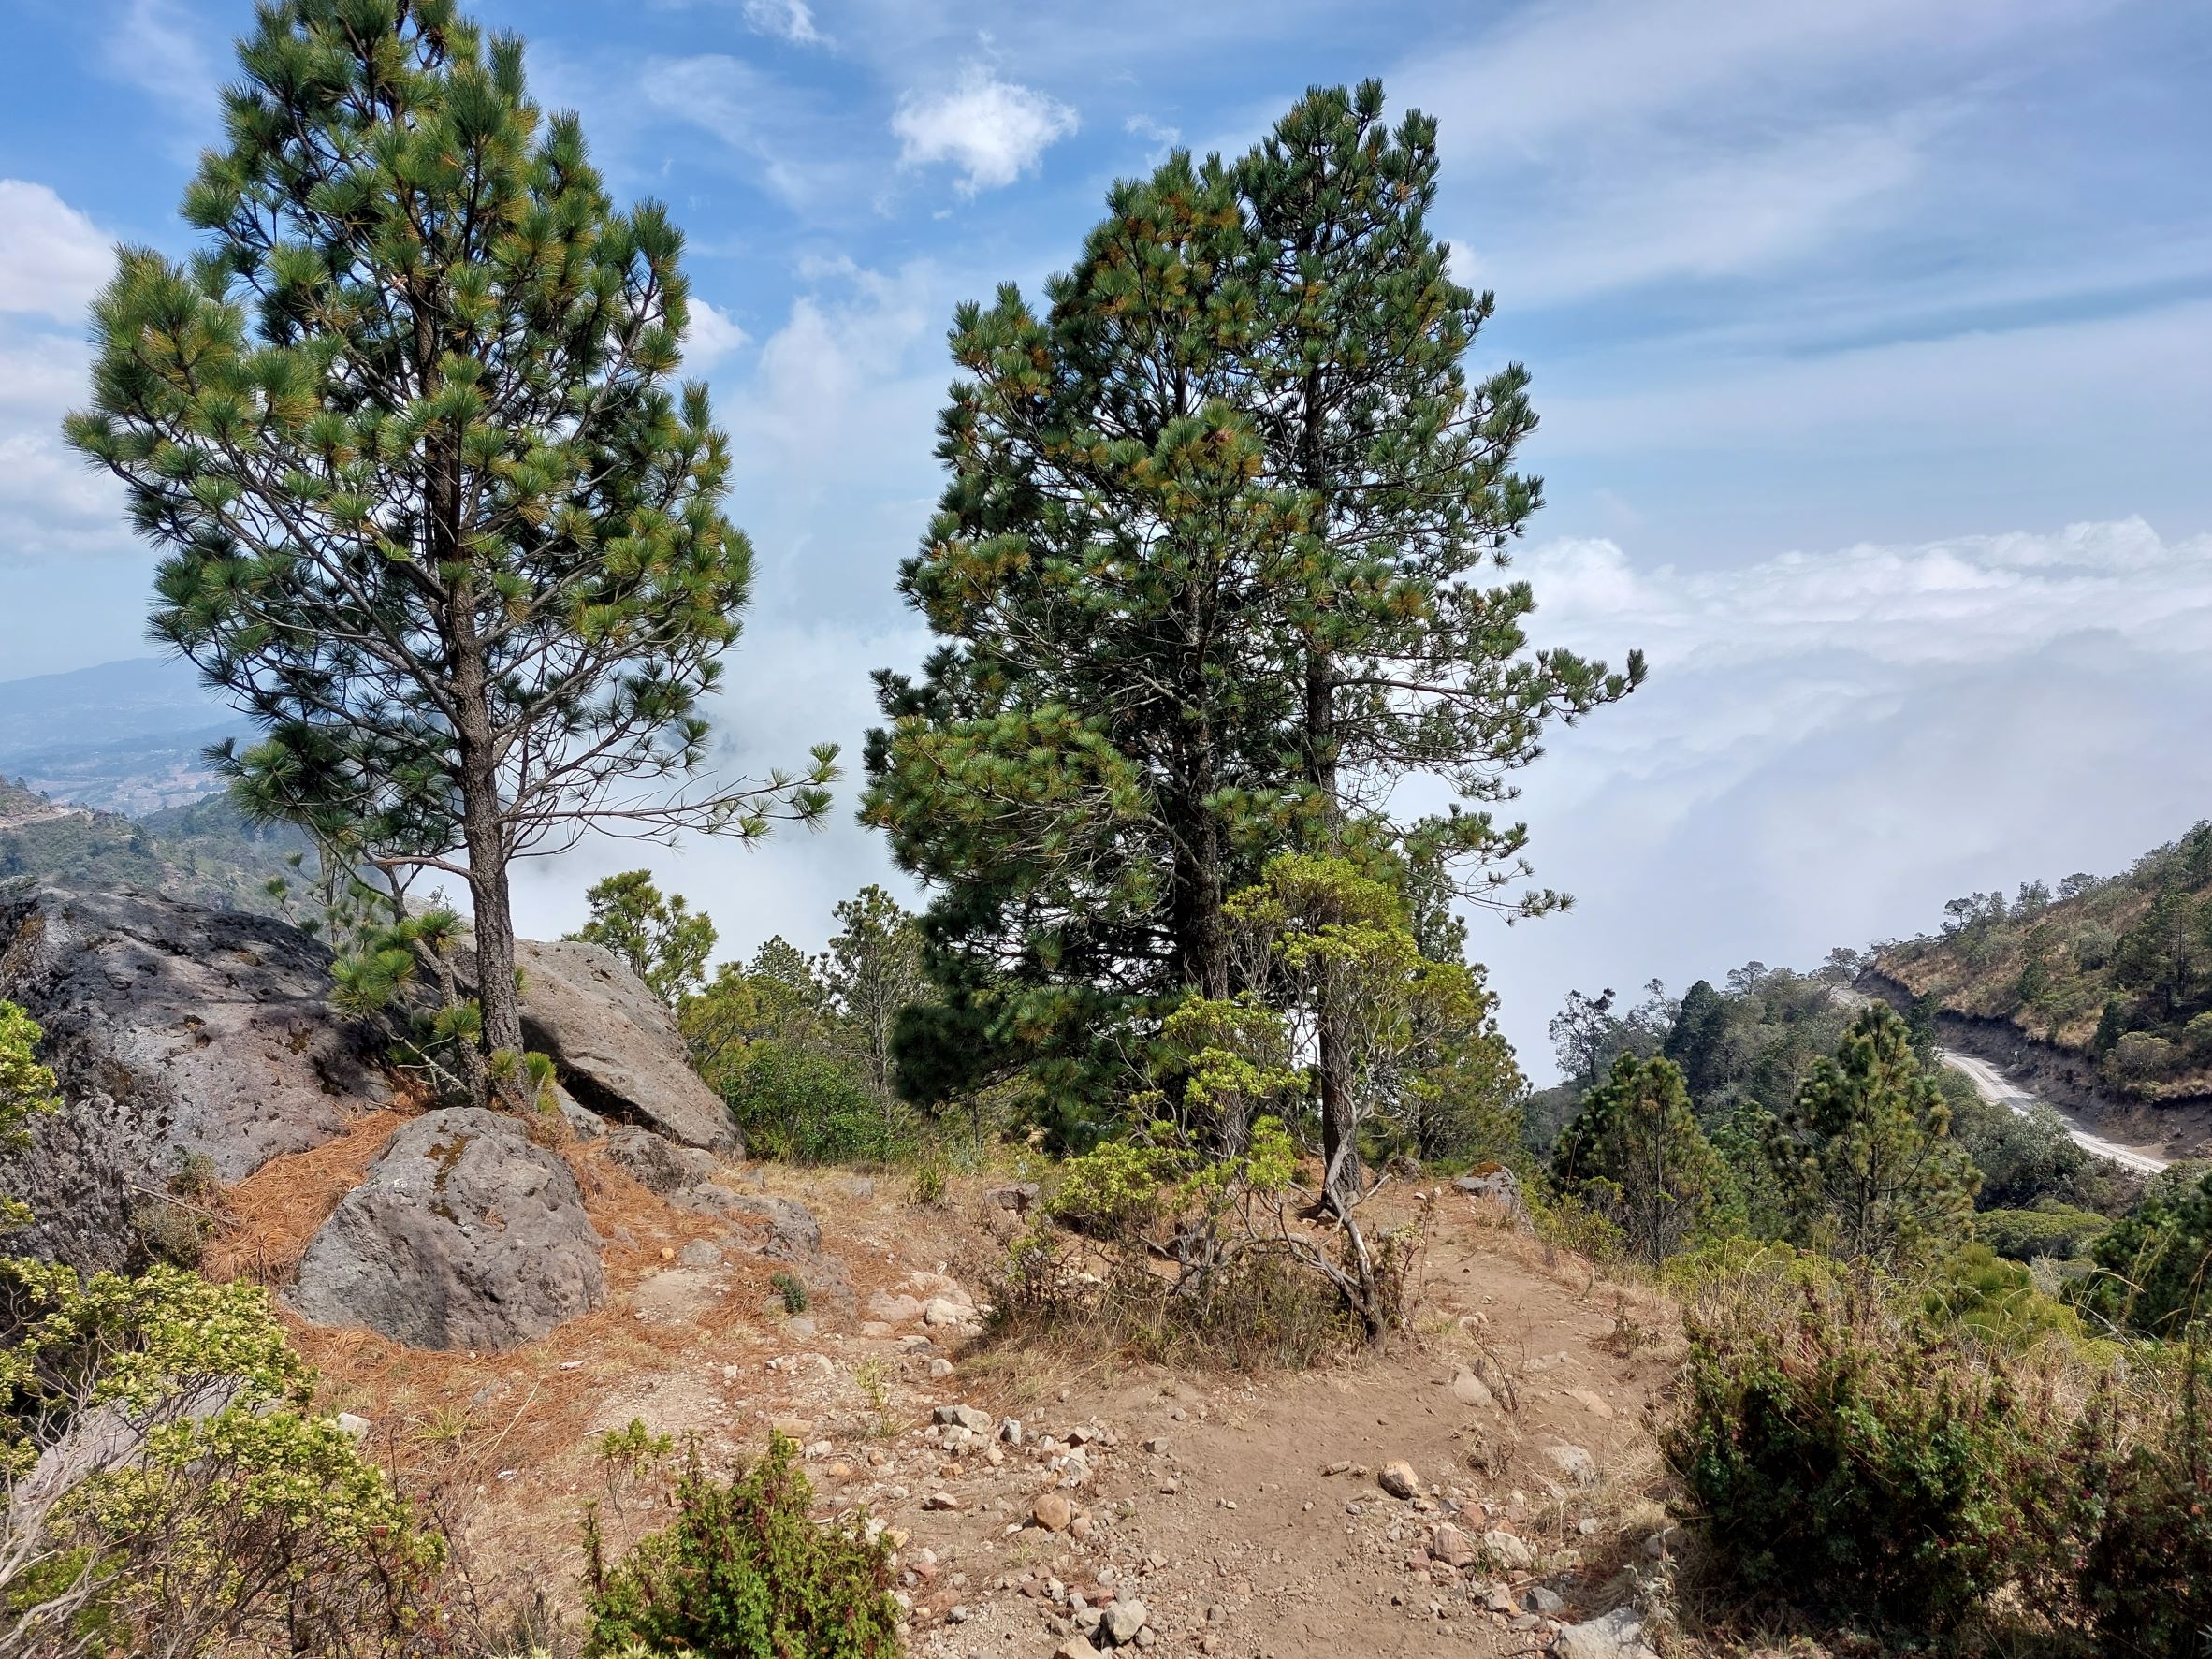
[4,0,2211,1072]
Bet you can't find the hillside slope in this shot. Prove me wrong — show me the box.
[0,778,310,914]
[1876,822,2212,1105]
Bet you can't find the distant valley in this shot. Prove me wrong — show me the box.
[0,656,250,814]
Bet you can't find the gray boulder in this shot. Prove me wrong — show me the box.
[0,881,389,1270]
[466,938,735,1151]
[289,1108,604,1349]
[604,1123,722,1193]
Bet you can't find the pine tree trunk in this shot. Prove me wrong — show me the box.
[1299,370,1360,1212]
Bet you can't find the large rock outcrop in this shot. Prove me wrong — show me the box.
[497,939,736,1151]
[0,880,389,1269]
[289,1108,604,1349]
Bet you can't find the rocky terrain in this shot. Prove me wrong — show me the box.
[0,879,1686,1659]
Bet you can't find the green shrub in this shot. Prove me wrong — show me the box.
[1,1259,444,1657]
[770,1269,808,1315]
[2056,1340,2212,1656]
[2074,1166,2212,1335]
[722,1041,909,1165]
[583,1433,898,1659]
[1975,1203,2109,1262]
[997,1118,1391,1366]
[1664,1271,2054,1633]
[1921,1244,2081,1348]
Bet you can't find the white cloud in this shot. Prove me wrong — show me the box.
[1125,112,1180,158]
[640,54,861,209]
[742,0,826,45]
[1527,517,2212,675]
[1465,120,1926,303]
[1403,0,2112,156]
[1539,296,2212,466]
[102,0,221,132]
[0,181,112,322]
[1476,517,2212,1073]
[682,298,749,371]
[892,67,1077,196]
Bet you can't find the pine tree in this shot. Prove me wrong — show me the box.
[566,870,716,1008]
[1767,1004,1980,1268]
[867,88,1638,1161]
[863,151,1302,1089]
[1230,81,1641,1201]
[1552,1054,1726,1264]
[65,1,833,1104]
[823,884,928,1109]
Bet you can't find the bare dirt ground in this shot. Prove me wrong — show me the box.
[220,1120,1687,1659]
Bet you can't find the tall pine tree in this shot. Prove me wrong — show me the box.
[66,1,832,1101]
[1768,1004,1980,1268]
[1552,1053,1726,1264]
[1233,82,1641,1200]
[864,153,1302,1100]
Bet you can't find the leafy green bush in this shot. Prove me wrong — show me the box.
[2053,1340,2212,1655]
[770,1270,808,1315]
[1975,1203,2108,1262]
[1,1259,444,1657]
[722,1041,909,1165]
[583,1433,898,1658]
[997,1118,1390,1366]
[1920,1244,2081,1348]
[1664,1269,2055,1632]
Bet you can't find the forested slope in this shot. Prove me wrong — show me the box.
[0,777,309,914]
[1877,822,2212,1102]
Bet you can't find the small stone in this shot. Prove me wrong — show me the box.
[334,1411,371,1439]
[928,1358,954,1379]
[923,1492,961,1511]
[1526,1586,1564,1615]
[1054,1641,1094,1659]
[1427,1523,1475,1568]
[936,1404,995,1433]
[1033,1492,1075,1532]
[946,1604,969,1623]
[1566,1388,1617,1421]
[1378,1461,1420,1500]
[1449,1369,1495,1410]
[1145,1436,1170,1454]
[1103,1598,1148,1644]
[1482,1531,1535,1571]
[1001,1418,1025,1445]
[1644,1524,1686,1559]
[1552,1606,1656,1659]
[1542,1442,1599,1488]
[924,1297,972,1327]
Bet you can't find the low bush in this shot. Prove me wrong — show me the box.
[720,1041,910,1166]
[991,1118,1402,1369]
[1975,1203,2109,1262]
[2074,1165,2212,1335]
[1663,1266,2059,1633]
[2055,1340,2212,1655]
[1922,1244,2081,1348]
[1,1259,444,1659]
[583,1433,898,1658]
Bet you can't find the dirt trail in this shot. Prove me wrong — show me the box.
[227,1129,1681,1658]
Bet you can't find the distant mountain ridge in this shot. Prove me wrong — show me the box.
[0,657,250,813]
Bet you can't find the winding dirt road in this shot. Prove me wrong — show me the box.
[1934,1047,2169,1174]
